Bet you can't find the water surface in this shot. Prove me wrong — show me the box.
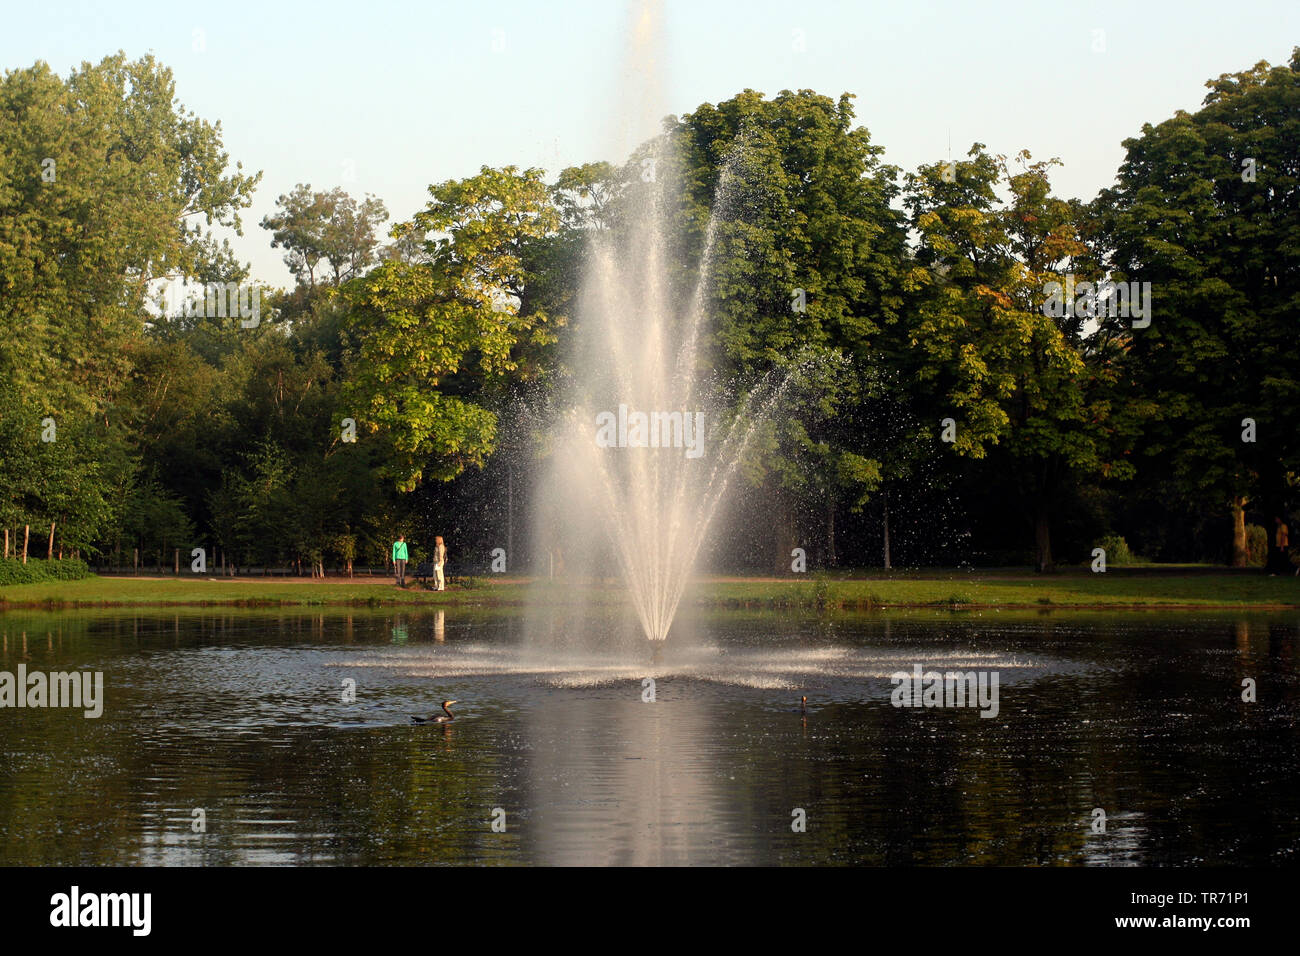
[1,608,1296,865]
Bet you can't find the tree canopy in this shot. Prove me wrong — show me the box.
[2,49,1296,574]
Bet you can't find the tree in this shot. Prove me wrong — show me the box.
[902,147,1137,570]
[643,89,908,568]
[339,166,562,491]
[0,53,259,418]
[0,53,258,563]
[262,185,388,294]
[122,474,194,569]
[1096,49,1300,568]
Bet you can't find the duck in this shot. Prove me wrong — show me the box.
[411,700,458,724]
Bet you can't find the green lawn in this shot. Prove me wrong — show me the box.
[695,571,1300,609]
[0,569,1296,611]
[0,575,518,609]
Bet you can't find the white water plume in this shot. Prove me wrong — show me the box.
[541,154,802,642]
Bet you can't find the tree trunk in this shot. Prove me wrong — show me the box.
[47,522,55,559]
[1266,510,1290,574]
[1034,506,1053,572]
[1230,498,1249,567]
[773,495,798,574]
[883,495,892,570]
[22,525,29,564]
[825,494,836,567]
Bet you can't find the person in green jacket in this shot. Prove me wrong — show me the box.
[392,535,409,586]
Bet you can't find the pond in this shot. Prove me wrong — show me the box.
[1,607,1297,865]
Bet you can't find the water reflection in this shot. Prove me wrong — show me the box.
[0,608,1296,865]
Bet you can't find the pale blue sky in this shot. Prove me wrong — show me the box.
[5,0,1297,285]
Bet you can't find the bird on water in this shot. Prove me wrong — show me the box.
[411,700,458,724]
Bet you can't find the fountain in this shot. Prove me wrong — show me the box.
[525,0,800,649]
[537,148,796,646]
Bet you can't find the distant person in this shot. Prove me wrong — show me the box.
[433,535,447,591]
[392,535,409,587]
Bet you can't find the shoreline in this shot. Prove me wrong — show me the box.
[1,572,1296,613]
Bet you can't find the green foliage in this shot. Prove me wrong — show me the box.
[636,90,908,561]
[1,46,1297,575]
[0,51,258,562]
[1097,48,1300,537]
[902,146,1141,568]
[1094,534,1140,566]
[0,557,92,585]
[40,557,92,580]
[0,561,46,586]
[0,383,124,556]
[0,53,259,416]
[340,166,562,490]
[1245,525,1269,568]
[262,184,388,291]
[122,474,195,564]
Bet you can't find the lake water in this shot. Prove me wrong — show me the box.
[1,607,1297,865]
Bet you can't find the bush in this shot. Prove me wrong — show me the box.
[0,557,93,585]
[0,559,48,585]
[1245,524,1269,567]
[43,557,91,580]
[1093,534,1140,566]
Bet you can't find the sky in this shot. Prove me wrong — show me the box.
[4,0,1298,286]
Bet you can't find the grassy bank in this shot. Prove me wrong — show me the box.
[697,572,1299,610]
[0,569,1296,612]
[0,575,517,610]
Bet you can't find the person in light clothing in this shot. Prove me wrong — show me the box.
[433,535,447,591]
